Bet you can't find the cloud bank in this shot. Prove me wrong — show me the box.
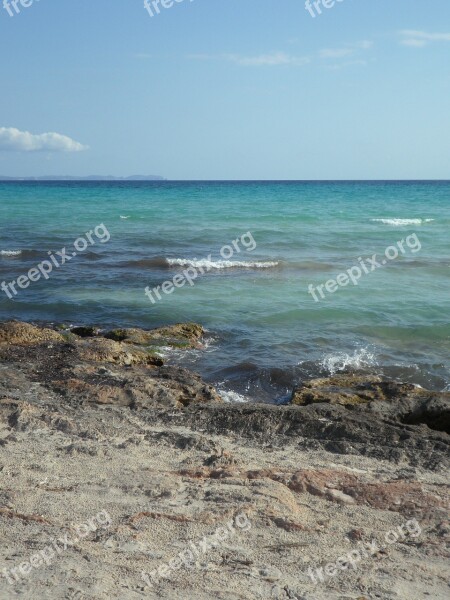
[224,52,310,67]
[399,30,450,47]
[188,52,310,67]
[0,127,88,152]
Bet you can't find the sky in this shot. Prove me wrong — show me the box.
[0,0,449,180]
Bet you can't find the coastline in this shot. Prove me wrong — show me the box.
[0,319,449,599]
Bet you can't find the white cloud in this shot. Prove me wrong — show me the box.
[188,40,372,69]
[188,52,310,67]
[319,40,373,59]
[399,30,450,47]
[0,127,88,152]
[401,39,427,47]
[225,52,310,66]
[354,40,374,49]
[325,60,368,71]
[320,48,354,59]
[186,53,215,61]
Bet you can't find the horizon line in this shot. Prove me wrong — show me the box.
[1,178,450,183]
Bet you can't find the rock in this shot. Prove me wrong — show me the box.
[70,326,100,338]
[152,402,450,471]
[348,528,364,541]
[291,373,450,434]
[0,321,64,345]
[104,322,204,349]
[291,374,419,407]
[74,337,163,366]
[394,394,450,434]
[0,321,219,410]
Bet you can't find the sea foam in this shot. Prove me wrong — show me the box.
[219,389,249,403]
[371,218,434,226]
[0,250,22,256]
[320,348,376,376]
[167,258,279,269]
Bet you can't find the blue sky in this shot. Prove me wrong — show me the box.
[0,0,449,179]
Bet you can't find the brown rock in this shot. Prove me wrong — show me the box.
[74,337,162,366]
[291,374,419,407]
[104,322,204,348]
[0,321,64,346]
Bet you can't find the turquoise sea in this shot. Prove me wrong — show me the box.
[0,181,449,401]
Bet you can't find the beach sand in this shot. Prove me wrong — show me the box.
[0,321,449,599]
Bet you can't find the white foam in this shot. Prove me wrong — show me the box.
[0,250,22,256]
[198,336,217,351]
[219,390,249,403]
[167,258,279,269]
[120,215,130,219]
[371,218,434,226]
[320,348,376,376]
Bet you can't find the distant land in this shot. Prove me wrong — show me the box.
[0,175,166,181]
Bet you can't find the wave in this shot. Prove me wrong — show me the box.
[290,260,335,271]
[167,258,280,269]
[320,348,377,376]
[120,215,130,219]
[122,257,169,268]
[218,389,249,403]
[1,249,101,260]
[371,218,435,226]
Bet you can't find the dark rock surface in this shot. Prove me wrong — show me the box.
[292,373,450,434]
[149,402,450,471]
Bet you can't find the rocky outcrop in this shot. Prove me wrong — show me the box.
[291,374,420,406]
[0,321,220,409]
[291,373,450,434]
[103,322,204,348]
[149,402,450,471]
[0,320,64,345]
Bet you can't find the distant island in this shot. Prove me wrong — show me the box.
[0,175,166,181]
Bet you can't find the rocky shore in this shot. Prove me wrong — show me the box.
[0,321,449,599]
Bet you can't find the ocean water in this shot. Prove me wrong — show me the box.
[0,181,449,401]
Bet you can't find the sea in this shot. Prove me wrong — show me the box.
[0,181,449,402]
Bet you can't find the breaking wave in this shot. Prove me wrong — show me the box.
[320,348,377,376]
[371,218,434,226]
[218,389,250,403]
[167,258,280,269]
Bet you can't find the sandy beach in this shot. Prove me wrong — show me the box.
[0,321,448,599]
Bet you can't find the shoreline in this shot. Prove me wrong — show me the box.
[0,319,449,599]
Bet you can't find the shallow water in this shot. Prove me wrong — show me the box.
[0,180,449,401]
